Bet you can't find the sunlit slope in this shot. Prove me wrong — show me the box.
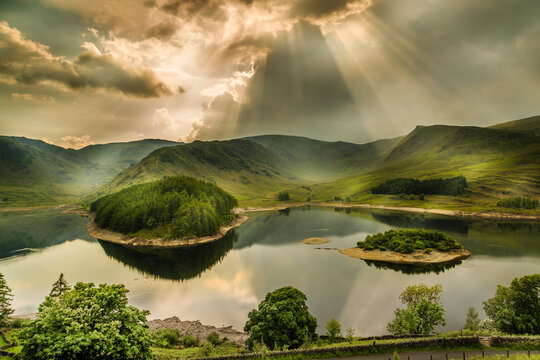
[245,135,402,181]
[0,137,180,206]
[312,123,540,211]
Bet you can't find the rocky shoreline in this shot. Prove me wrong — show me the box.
[338,248,471,265]
[148,316,248,345]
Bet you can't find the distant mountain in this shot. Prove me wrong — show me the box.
[318,119,540,207]
[2,115,539,210]
[0,137,180,205]
[90,135,401,204]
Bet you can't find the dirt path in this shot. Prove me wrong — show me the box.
[234,202,540,221]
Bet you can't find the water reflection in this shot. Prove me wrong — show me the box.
[0,210,93,259]
[363,259,462,274]
[98,230,239,280]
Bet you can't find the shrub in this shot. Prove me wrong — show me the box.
[497,196,538,209]
[277,191,290,201]
[182,335,200,348]
[206,331,221,346]
[154,328,180,348]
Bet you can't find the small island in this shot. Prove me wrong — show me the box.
[339,229,470,266]
[84,176,248,248]
[302,237,331,245]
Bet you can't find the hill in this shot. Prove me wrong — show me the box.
[0,137,179,206]
[245,135,401,181]
[89,135,401,205]
[313,120,540,211]
[489,115,540,136]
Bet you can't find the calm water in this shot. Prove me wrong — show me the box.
[1,207,539,335]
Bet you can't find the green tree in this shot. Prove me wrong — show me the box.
[325,318,341,342]
[244,286,317,350]
[483,274,540,334]
[0,273,14,327]
[206,331,220,346]
[19,282,154,359]
[464,306,481,332]
[48,273,70,298]
[387,284,446,335]
[277,191,290,201]
[345,327,355,343]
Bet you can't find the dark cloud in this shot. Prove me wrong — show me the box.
[289,0,358,19]
[144,21,178,40]
[0,22,172,98]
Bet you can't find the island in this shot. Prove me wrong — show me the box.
[339,229,470,266]
[80,176,248,249]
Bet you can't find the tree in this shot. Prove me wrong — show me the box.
[277,191,290,201]
[387,284,446,335]
[325,318,341,342]
[48,273,70,298]
[345,327,355,343]
[244,286,317,350]
[19,282,153,359]
[0,273,14,327]
[153,329,180,348]
[464,306,481,332]
[483,274,540,334]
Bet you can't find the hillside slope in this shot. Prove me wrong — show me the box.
[314,121,540,211]
[0,137,179,206]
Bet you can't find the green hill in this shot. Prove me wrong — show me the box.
[0,137,179,206]
[312,121,540,211]
[489,115,540,136]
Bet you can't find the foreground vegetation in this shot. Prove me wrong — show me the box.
[357,229,464,254]
[91,176,238,238]
[0,270,538,359]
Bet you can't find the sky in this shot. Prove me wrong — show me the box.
[0,0,539,148]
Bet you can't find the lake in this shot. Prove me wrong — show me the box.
[1,206,539,335]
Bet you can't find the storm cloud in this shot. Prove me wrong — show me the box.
[0,22,172,98]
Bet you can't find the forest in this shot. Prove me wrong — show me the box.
[90,176,238,238]
[357,229,464,254]
[370,176,468,196]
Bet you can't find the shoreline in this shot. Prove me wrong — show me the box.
[67,208,249,249]
[338,248,471,265]
[234,202,540,220]
[2,201,538,221]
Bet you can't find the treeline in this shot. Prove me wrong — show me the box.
[497,196,538,209]
[357,229,464,254]
[370,176,468,196]
[91,176,238,238]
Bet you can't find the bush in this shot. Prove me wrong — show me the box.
[244,286,317,350]
[357,229,463,254]
[497,196,538,209]
[19,282,153,360]
[206,331,221,346]
[91,176,238,238]
[182,335,200,348]
[154,328,180,348]
[277,191,290,201]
